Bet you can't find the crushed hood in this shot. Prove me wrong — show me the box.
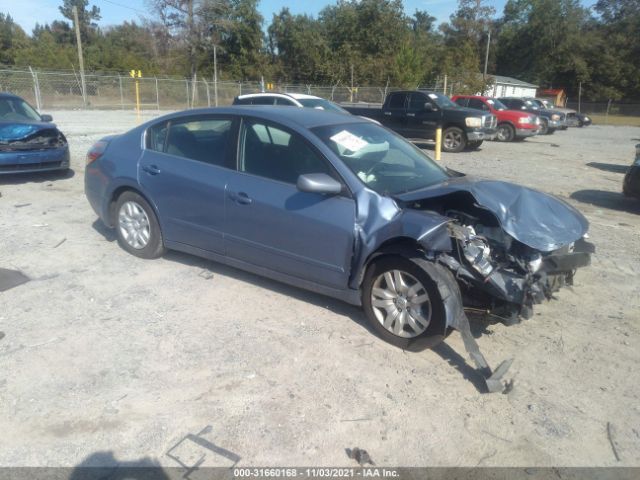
[395,177,589,252]
[0,122,56,143]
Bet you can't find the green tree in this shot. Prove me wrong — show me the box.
[58,0,101,42]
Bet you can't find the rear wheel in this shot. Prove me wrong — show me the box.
[114,191,166,259]
[442,127,467,153]
[362,256,446,350]
[496,123,515,142]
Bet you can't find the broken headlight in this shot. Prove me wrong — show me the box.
[450,224,494,277]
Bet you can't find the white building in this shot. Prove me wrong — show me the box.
[488,75,538,98]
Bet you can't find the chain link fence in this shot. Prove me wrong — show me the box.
[0,67,444,111]
[2,67,638,122]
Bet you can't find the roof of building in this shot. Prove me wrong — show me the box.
[491,75,539,88]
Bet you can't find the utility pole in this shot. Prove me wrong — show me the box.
[483,30,491,95]
[72,6,87,106]
[578,81,582,113]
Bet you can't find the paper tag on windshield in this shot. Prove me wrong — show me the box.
[428,93,438,99]
[330,130,368,152]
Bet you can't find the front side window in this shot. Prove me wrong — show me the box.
[408,93,427,111]
[150,116,232,166]
[313,122,450,196]
[275,97,295,106]
[0,98,41,122]
[467,98,488,111]
[454,97,468,107]
[428,92,459,109]
[239,119,332,184]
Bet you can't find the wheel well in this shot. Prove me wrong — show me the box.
[498,121,514,128]
[359,237,424,286]
[108,186,154,227]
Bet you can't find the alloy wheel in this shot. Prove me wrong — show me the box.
[370,270,432,338]
[118,201,151,250]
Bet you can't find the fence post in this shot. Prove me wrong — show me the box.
[605,99,612,125]
[185,79,190,108]
[28,66,41,111]
[118,75,124,110]
[239,81,242,96]
[204,78,211,107]
[155,77,160,111]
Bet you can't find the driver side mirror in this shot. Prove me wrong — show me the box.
[40,114,53,122]
[297,173,342,195]
[423,102,437,112]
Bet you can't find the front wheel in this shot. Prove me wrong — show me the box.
[114,191,166,259]
[539,119,549,135]
[442,127,467,153]
[362,256,446,350]
[496,123,515,142]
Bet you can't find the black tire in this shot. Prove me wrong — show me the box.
[362,256,447,350]
[547,128,556,135]
[539,119,549,135]
[442,126,467,153]
[114,191,166,259]
[467,140,484,150]
[496,123,515,142]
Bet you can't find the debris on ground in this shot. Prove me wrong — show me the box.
[345,447,374,466]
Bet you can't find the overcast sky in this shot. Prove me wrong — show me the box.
[1,0,596,36]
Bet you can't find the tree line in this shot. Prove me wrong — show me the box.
[0,0,639,101]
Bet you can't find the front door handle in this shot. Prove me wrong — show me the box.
[142,164,161,175]
[230,191,252,205]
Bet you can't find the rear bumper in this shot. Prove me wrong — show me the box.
[0,146,70,174]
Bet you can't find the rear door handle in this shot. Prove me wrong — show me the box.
[142,164,161,175]
[230,191,252,205]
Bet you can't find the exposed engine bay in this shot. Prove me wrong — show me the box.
[406,193,594,322]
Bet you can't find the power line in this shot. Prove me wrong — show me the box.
[101,0,148,16]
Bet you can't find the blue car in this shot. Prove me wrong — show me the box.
[0,93,70,175]
[85,107,593,391]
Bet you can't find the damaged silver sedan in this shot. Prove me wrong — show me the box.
[85,107,593,392]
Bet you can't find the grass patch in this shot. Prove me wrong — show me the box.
[587,114,640,127]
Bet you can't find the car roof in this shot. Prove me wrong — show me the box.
[236,92,323,101]
[0,92,23,100]
[159,106,365,129]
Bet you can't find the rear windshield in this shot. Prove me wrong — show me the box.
[297,98,348,114]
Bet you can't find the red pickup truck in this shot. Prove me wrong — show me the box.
[452,95,540,142]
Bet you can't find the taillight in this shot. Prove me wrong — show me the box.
[86,140,108,164]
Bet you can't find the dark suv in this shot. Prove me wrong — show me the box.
[498,97,566,135]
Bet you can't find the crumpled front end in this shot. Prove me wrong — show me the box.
[0,123,69,174]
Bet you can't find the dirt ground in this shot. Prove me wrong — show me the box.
[0,110,639,469]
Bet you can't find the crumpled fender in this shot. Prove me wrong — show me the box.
[349,188,453,290]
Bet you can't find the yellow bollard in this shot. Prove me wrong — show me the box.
[130,69,142,123]
[435,126,442,161]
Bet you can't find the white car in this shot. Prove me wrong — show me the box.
[232,92,380,125]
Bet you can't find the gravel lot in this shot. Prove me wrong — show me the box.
[0,110,639,469]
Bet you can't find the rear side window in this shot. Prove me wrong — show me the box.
[147,122,168,152]
[251,97,275,105]
[149,116,233,167]
[387,93,406,109]
[234,97,252,105]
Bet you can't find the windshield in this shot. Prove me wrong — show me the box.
[428,92,459,109]
[297,98,348,114]
[486,98,508,110]
[528,99,545,108]
[0,98,41,122]
[312,122,451,196]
